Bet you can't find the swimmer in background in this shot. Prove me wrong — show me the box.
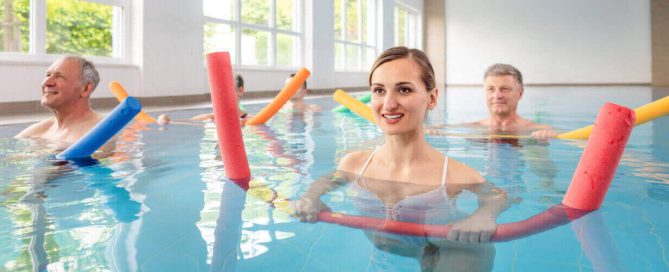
[476,64,556,139]
[295,47,513,271]
[157,74,248,125]
[427,63,557,140]
[283,73,321,113]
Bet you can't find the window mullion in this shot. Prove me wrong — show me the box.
[341,0,347,69]
[357,0,362,70]
[270,0,276,66]
[33,0,47,56]
[236,0,242,65]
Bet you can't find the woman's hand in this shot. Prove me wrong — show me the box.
[292,196,331,223]
[447,214,497,243]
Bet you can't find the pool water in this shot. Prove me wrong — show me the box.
[1,86,668,271]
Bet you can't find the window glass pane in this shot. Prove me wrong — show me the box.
[0,0,30,53]
[346,44,360,70]
[361,0,366,43]
[363,0,375,46]
[365,47,375,70]
[241,28,269,65]
[345,0,358,41]
[204,22,236,63]
[407,12,416,48]
[334,0,342,40]
[276,0,294,31]
[394,7,406,46]
[276,33,298,67]
[204,0,235,21]
[46,0,113,56]
[241,0,269,26]
[334,42,345,70]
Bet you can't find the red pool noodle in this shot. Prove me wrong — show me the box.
[562,102,635,211]
[316,102,635,241]
[206,52,251,180]
[318,205,589,242]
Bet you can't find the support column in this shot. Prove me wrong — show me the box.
[423,0,446,89]
[652,0,669,86]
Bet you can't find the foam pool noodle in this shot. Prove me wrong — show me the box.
[57,97,142,160]
[206,52,251,180]
[245,68,311,125]
[332,93,371,112]
[561,102,635,210]
[333,89,375,123]
[557,95,666,139]
[109,81,157,123]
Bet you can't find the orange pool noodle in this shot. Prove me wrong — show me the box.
[206,52,251,180]
[108,81,157,123]
[562,103,635,211]
[245,68,311,125]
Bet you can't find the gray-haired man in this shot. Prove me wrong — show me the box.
[473,63,556,139]
[16,56,104,145]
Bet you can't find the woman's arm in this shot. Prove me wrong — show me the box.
[446,161,515,243]
[294,151,368,222]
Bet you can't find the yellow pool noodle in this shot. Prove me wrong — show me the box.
[109,81,157,123]
[557,96,669,139]
[333,89,375,123]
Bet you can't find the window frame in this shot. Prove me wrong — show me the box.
[203,0,303,70]
[334,0,378,72]
[393,1,421,49]
[0,0,131,64]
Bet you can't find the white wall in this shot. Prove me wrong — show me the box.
[445,0,651,85]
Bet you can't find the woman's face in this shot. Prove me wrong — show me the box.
[370,58,437,135]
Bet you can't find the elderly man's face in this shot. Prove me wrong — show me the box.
[40,58,87,110]
[484,75,523,117]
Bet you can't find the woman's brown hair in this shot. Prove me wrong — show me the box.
[368,46,436,91]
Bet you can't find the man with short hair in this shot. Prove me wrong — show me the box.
[473,63,556,138]
[189,74,247,122]
[284,73,321,112]
[16,56,104,145]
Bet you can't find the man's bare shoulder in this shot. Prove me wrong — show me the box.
[15,118,55,139]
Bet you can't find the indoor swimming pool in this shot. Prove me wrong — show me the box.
[1,86,668,271]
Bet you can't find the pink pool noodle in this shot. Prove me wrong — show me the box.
[317,102,635,241]
[206,52,251,180]
[562,102,635,211]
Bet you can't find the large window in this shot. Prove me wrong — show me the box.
[0,0,128,60]
[204,0,302,68]
[334,0,376,72]
[394,3,419,48]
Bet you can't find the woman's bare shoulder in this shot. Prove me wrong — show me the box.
[337,150,374,174]
[446,158,485,184]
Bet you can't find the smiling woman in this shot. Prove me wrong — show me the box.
[295,47,513,271]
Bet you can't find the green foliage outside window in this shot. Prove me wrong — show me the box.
[46,0,113,57]
[0,0,30,52]
[0,0,114,56]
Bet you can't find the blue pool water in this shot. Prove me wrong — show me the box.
[1,86,668,271]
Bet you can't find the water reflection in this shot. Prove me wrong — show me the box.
[295,171,512,271]
[2,151,141,271]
